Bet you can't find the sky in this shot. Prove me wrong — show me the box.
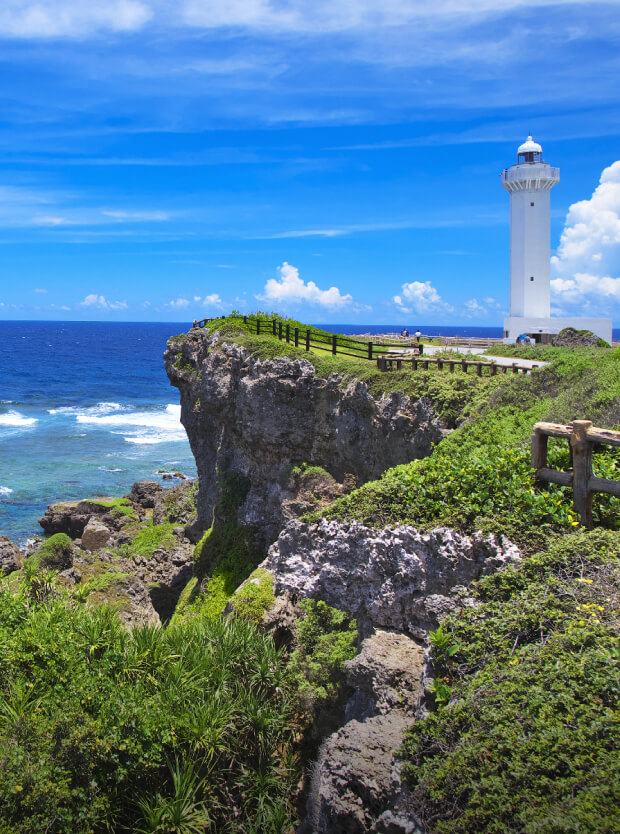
[0,0,619,326]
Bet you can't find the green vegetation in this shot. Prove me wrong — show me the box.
[309,347,620,547]
[175,471,262,622]
[156,480,198,525]
[286,599,358,717]
[30,534,73,570]
[0,576,297,833]
[173,353,196,374]
[231,569,275,623]
[93,497,137,519]
[125,522,177,559]
[401,530,620,834]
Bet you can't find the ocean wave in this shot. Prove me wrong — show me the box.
[0,486,14,497]
[77,404,186,444]
[99,467,124,472]
[49,402,125,417]
[0,410,38,428]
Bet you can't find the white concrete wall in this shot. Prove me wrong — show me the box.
[503,316,613,344]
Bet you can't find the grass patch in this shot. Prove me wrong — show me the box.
[30,533,73,570]
[232,568,275,623]
[124,522,177,559]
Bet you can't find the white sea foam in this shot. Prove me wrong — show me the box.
[49,402,124,417]
[0,410,38,428]
[0,486,14,497]
[77,404,186,445]
[99,467,123,472]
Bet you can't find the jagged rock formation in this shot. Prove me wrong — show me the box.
[165,329,443,547]
[0,535,24,574]
[33,481,196,625]
[552,327,603,347]
[260,519,521,833]
[262,519,520,640]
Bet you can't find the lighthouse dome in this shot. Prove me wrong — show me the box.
[517,135,543,163]
[518,135,542,155]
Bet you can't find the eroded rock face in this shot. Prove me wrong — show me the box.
[127,480,163,509]
[81,518,111,552]
[263,519,520,639]
[552,327,603,347]
[165,330,442,548]
[0,535,24,574]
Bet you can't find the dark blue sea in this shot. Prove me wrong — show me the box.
[0,322,196,545]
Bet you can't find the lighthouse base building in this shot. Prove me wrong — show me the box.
[503,315,612,345]
[501,137,612,345]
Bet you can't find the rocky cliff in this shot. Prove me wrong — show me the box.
[164,328,443,550]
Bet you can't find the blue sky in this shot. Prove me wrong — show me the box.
[0,1,619,326]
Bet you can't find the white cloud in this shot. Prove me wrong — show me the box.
[0,1,151,38]
[102,210,171,222]
[181,1,608,35]
[261,262,353,309]
[393,280,451,314]
[196,293,224,309]
[32,288,48,293]
[169,297,190,308]
[80,293,128,310]
[551,159,620,311]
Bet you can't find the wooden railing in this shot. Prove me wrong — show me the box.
[531,420,620,527]
[377,355,534,375]
[192,315,537,374]
[194,315,419,361]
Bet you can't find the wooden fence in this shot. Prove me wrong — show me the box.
[531,420,620,527]
[377,355,534,376]
[193,314,536,375]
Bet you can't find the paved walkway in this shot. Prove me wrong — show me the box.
[400,344,549,369]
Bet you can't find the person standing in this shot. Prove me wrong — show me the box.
[415,328,421,343]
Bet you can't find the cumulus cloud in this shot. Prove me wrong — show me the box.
[169,297,190,308]
[551,159,620,311]
[0,0,151,38]
[32,288,47,293]
[261,262,353,309]
[393,280,451,314]
[80,293,128,310]
[196,293,224,309]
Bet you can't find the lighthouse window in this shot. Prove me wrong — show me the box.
[530,276,534,281]
[530,201,535,206]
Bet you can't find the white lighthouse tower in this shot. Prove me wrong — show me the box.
[501,136,612,344]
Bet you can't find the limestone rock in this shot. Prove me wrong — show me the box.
[152,479,196,525]
[81,518,111,552]
[307,714,421,834]
[552,327,603,347]
[127,480,163,509]
[0,535,24,574]
[345,631,425,720]
[38,497,120,538]
[263,519,520,638]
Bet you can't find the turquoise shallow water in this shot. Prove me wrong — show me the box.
[0,322,196,545]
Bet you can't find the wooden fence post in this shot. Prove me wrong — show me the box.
[278,322,283,340]
[461,359,467,373]
[571,420,593,528]
[305,330,310,351]
[256,319,261,335]
[332,334,337,355]
[285,324,289,343]
[272,319,277,336]
[476,362,482,376]
[243,315,247,324]
[294,328,299,347]
[531,426,548,470]
[491,364,497,376]
[367,342,373,361]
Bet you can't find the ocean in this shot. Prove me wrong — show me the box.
[0,322,196,545]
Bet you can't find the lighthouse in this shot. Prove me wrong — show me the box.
[501,136,611,344]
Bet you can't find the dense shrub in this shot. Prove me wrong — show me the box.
[0,581,297,833]
[401,530,620,834]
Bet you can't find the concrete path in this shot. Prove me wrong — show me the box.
[398,344,549,369]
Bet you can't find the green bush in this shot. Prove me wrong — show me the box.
[0,581,297,833]
[30,533,73,570]
[401,530,620,834]
[286,599,357,715]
